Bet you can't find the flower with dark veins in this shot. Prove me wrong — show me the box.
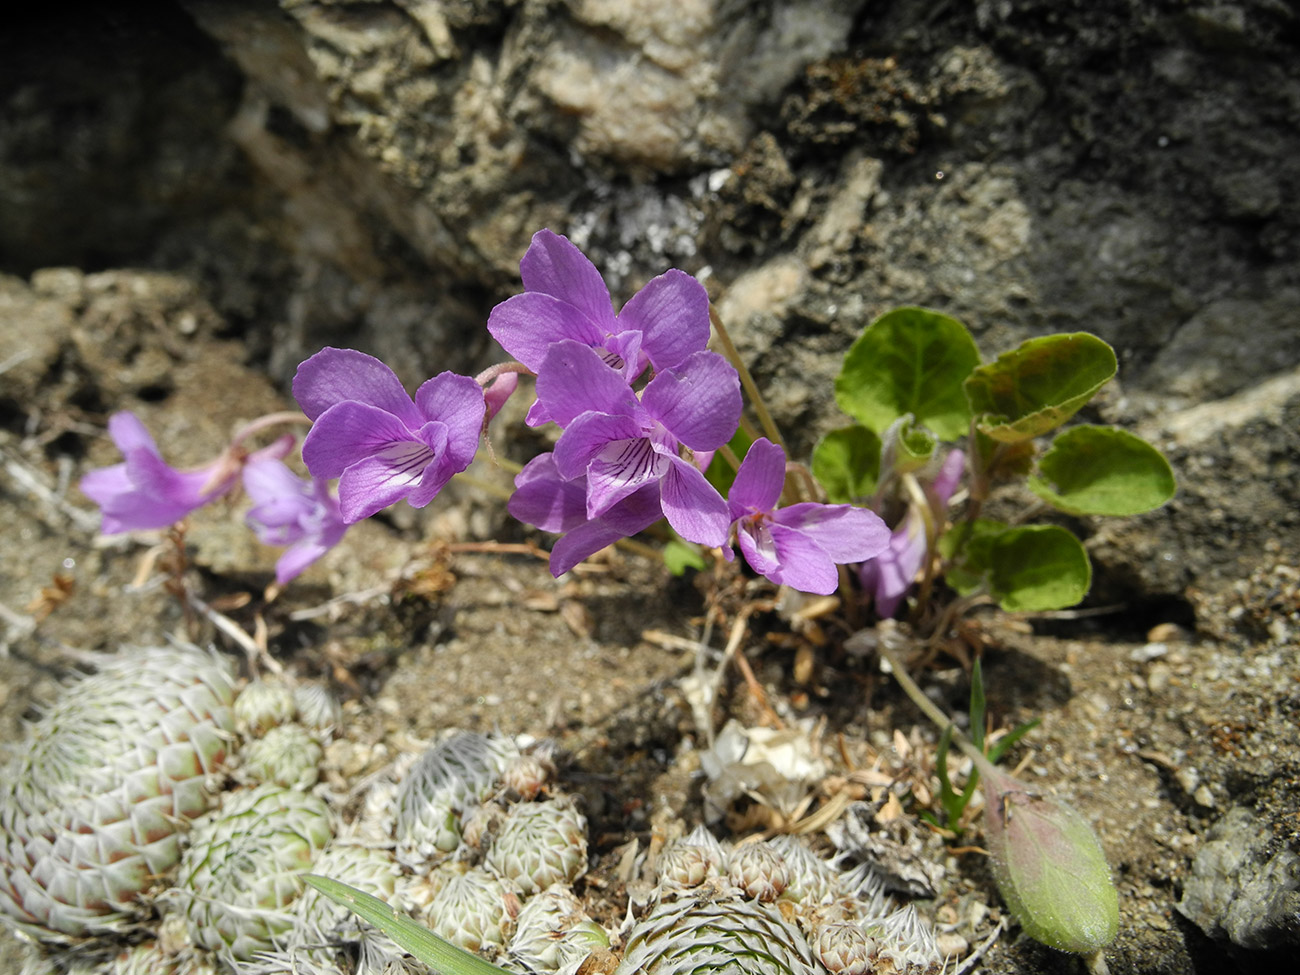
[508,452,663,576]
[294,348,484,523]
[487,229,710,424]
[537,341,739,548]
[726,438,891,595]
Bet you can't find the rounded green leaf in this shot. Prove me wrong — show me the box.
[938,517,1008,596]
[1029,425,1177,516]
[812,424,881,503]
[835,307,980,440]
[964,333,1117,443]
[987,525,1091,612]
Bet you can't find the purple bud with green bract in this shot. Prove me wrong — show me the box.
[982,766,1119,954]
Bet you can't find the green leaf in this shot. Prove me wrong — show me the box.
[969,659,987,752]
[835,307,981,440]
[964,333,1117,443]
[704,427,753,496]
[983,769,1119,953]
[987,718,1041,765]
[939,518,1008,595]
[303,876,513,975]
[663,538,707,575]
[987,525,1091,612]
[812,424,881,502]
[1029,425,1176,516]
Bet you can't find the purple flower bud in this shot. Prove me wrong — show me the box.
[982,766,1119,953]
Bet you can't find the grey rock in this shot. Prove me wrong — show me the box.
[1177,805,1300,950]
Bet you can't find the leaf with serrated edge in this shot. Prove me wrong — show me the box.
[965,334,1116,443]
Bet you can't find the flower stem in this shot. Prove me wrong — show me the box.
[876,642,997,780]
[230,411,312,447]
[473,361,534,387]
[709,305,785,450]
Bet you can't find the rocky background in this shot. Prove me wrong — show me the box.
[1,1,1298,973]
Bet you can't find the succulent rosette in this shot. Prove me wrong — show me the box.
[0,645,237,941]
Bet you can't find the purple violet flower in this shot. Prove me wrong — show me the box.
[243,458,349,584]
[508,452,663,576]
[80,411,292,534]
[294,348,485,523]
[536,340,739,548]
[859,448,966,616]
[487,229,711,425]
[725,438,891,595]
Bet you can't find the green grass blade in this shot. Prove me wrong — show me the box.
[303,875,512,975]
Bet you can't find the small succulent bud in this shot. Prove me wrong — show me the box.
[233,677,297,735]
[725,841,789,902]
[982,768,1119,954]
[486,800,588,895]
[292,683,342,736]
[657,842,720,890]
[395,732,519,864]
[423,867,516,953]
[501,752,554,800]
[813,921,878,975]
[509,883,609,972]
[240,723,322,790]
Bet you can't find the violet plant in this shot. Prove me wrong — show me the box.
[77,229,1173,961]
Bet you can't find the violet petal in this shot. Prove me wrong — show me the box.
[293,347,422,427]
[641,351,741,451]
[618,268,710,371]
[518,229,616,329]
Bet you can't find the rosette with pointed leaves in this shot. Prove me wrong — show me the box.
[768,835,839,908]
[615,893,824,975]
[232,678,297,736]
[168,783,333,961]
[247,844,405,975]
[422,867,517,954]
[485,800,588,896]
[395,732,519,864]
[0,644,237,941]
[240,724,323,790]
[813,922,878,975]
[860,905,942,974]
[292,684,342,735]
[507,883,609,974]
